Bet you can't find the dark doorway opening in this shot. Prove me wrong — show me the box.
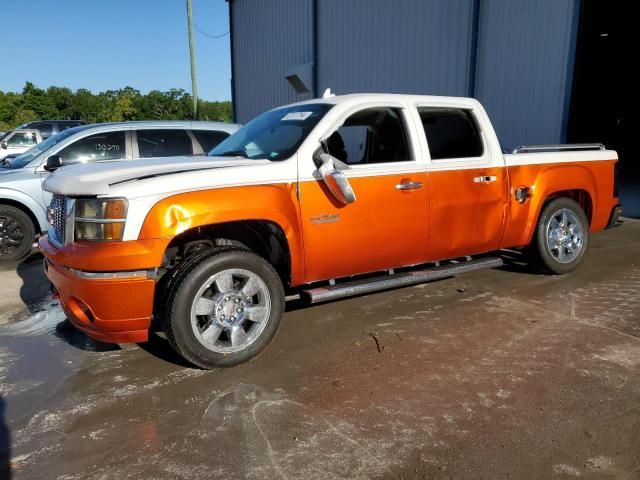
[567,0,640,217]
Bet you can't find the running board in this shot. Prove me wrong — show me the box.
[302,257,503,304]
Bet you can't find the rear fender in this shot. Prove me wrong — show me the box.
[503,164,597,247]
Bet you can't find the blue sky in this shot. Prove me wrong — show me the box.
[0,0,231,101]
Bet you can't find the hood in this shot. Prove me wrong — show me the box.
[43,155,271,196]
[0,166,36,182]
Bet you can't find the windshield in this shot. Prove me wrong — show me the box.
[210,103,333,160]
[1,125,93,169]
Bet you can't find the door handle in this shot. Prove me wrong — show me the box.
[395,181,424,191]
[473,175,497,183]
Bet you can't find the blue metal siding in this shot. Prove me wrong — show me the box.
[316,0,475,97]
[231,0,314,122]
[474,0,580,150]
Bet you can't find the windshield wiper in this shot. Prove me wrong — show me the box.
[214,150,249,158]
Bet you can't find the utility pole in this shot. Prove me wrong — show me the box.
[186,0,199,119]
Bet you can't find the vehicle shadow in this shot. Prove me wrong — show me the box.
[0,396,10,480]
[16,252,51,315]
[496,249,544,275]
[136,333,195,369]
[52,326,121,353]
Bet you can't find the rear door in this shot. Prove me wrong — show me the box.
[416,106,508,260]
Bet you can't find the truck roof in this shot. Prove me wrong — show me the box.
[287,92,483,109]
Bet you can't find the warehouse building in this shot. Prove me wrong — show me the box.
[228,0,636,202]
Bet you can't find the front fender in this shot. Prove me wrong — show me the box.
[0,187,48,233]
[138,183,305,284]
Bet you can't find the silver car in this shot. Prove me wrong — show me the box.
[0,120,239,261]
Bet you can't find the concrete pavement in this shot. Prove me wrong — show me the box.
[0,220,639,479]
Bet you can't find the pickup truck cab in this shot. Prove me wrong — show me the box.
[40,94,621,368]
[0,129,43,160]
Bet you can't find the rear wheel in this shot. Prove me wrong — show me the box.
[531,198,589,274]
[0,205,35,262]
[164,248,284,368]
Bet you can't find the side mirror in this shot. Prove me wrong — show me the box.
[44,154,63,172]
[0,142,6,149]
[313,149,356,205]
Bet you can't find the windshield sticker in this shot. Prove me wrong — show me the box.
[282,111,313,121]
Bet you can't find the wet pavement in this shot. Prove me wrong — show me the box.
[1,220,640,480]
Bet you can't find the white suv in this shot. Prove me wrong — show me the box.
[0,120,239,261]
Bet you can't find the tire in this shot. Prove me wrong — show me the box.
[164,247,285,369]
[531,198,589,274]
[0,205,35,262]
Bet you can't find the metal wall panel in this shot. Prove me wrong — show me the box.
[475,0,580,150]
[316,0,475,97]
[231,0,314,122]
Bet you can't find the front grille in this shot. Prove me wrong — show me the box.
[49,194,66,244]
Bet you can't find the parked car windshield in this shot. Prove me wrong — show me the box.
[210,104,333,160]
[1,125,93,169]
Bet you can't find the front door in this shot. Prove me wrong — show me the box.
[299,106,429,282]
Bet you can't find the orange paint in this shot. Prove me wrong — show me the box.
[298,172,429,282]
[39,234,170,271]
[139,183,306,285]
[501,160,616,248]
[43,253,154,343]
[425,166,508,261]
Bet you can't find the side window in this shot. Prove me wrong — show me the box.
[58,123,78,134]
[7,132,37,147]
[37,123,54,139]
[418,108,483,160]
[137,129,193,158]
[192,130,230,153]
[326,107,412,165]
[58,131,126,164]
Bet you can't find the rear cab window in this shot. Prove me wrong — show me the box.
[136,129,193,158]
[417,107,484,160]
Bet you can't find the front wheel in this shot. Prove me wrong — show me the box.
[164,248,285,368]
[531,198,589,274]
[0,205,35,262]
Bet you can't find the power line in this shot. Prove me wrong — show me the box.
[193,22,229,39]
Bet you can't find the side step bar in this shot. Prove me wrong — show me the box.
[302,257,503,304]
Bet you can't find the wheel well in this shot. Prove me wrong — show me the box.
[162,220,292,286]
[0,199,41,233]
[545,189,593,224]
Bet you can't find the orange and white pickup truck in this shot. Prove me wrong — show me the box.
[40,94,622,368]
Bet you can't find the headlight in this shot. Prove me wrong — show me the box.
[74,198,127,242]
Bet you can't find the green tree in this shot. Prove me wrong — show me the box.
[0,82,233,128]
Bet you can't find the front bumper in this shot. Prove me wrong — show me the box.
[41,237,157,344]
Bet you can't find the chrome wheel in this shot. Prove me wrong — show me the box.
[0,214,25,257]
[190,268,271,353]
[545,208,584,264]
